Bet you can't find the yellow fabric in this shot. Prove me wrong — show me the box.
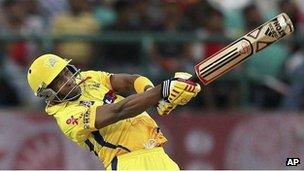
[106,147,179,170]
[85,105,98,130]
[133,76,154,93]
[45,70,168,168]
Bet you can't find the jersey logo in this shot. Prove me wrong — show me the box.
[80,100,95,107]
[66,116,78,125]
[103,90,117,104]
[88,82,100,90]
[93,82,100,89]
[144,139,157,149]
[83,111,90,129]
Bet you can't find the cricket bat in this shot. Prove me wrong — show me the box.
[192,13,294,85]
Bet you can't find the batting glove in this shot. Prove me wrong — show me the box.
[159,72,201,115]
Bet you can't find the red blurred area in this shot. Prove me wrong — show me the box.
[0,110,304,170]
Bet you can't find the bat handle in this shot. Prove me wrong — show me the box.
[188,76,200,83]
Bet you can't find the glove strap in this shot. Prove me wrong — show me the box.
[161,79,170,99]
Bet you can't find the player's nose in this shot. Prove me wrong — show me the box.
[66,79,74,87]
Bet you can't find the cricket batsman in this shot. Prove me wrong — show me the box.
[27,54,201,170]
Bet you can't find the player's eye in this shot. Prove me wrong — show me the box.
[64,69,70,76]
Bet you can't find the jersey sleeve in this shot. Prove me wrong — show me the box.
[55,104,99,143]
[99,71,114,90]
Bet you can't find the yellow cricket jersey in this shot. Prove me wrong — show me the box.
[45,71,167,168]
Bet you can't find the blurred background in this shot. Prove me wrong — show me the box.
[0,0,304,169]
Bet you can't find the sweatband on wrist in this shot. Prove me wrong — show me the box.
[134,76,154,93]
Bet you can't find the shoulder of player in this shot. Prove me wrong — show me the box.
[51,104,92,139]
[50,103,87,117]
[80,70,111,80]
[80,70,99,77]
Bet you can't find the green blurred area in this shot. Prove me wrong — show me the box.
[0,32,299,108]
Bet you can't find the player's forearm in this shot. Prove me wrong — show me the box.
[95,85,162,129]
[116,85,161,120]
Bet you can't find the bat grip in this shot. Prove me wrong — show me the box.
[188,76,200,83]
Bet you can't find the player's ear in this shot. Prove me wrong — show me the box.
[36,81,58,102]
[38,88,57,102]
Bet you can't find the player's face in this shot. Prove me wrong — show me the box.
[48,67,81,101]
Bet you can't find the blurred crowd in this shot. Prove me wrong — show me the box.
[0,0,304,112]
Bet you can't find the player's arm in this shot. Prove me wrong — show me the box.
[94,85,161,128]
[94,78,201,129]
[110,74,154,94]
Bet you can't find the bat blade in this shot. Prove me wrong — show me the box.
[194,13,294,85]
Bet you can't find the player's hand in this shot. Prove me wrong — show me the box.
[157,99,177,115]
[158,72,199,115]
[161,72,201,106]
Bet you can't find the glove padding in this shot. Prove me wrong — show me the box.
[157,99,177,115]
[158,72,200,115]
[161,72,201,106]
